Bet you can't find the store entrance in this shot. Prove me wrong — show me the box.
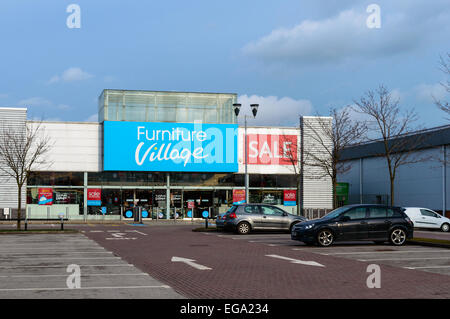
[183,190,213,218]
[122,189,156,219]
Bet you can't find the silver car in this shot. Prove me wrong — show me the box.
[223,204,307,234]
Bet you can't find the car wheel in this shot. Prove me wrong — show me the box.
[441,223,450,232]
[390,228,407,246]
[317,229,334,247]
[289,222,299,233]
[237,222,251,235]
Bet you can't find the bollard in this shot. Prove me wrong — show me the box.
[24,219,27,231]
[61,217,64,231]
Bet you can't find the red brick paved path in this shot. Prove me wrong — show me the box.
[78,225,450,299]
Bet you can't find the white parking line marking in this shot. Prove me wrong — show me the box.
[266,254,325,267]
[0,264,134,269]
[0,273,149,278]
[0,285,172,292]
[0,249,107,253]
[0,252,113,256]
[0,257,120,261]
[405,266,450,270]
[358,257,450,261]
[90,230,104,233]
[321,250,450,255]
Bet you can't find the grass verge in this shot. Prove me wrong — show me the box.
[408,237,450,248]
[192,227,218,232]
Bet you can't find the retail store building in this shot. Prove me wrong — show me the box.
[0,90,332,220]
[338,125,450,217]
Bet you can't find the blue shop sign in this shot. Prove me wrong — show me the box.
[104,121,238,172]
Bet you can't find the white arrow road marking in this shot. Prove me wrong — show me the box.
[111,233,127,238]
[126,230,148,236]
[171,257,212,270]
[266,254,325,267]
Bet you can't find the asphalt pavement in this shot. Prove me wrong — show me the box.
[0,233,183,299]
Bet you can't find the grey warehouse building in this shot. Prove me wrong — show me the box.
[338,124,450,217]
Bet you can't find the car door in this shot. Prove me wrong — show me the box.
[260,205,286,229]
[337,207,369,241]
[366,206,390,240]
[240,205,263,229]
[419,209,441,229]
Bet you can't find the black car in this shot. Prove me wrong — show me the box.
[291,204,414,246]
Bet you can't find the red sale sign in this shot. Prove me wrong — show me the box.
[38,188,53,205]
[245,134,297,165]
[233,189,246,204]
[283,190,297,206]
[87,188,101,206]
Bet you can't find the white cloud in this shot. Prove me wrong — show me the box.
[47,67,94,84]
[18,97,53,108]
[85,113,98,122]
[103,75,117,83]
[236,95,313,126]
[242,3,450,66]
[17,97,71,111]
[415,83,448,103]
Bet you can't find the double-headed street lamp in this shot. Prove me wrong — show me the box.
[233,103,259,204]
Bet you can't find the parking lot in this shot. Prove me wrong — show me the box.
[213,232,450,276]
[0,233,183,299]
[0,224,449,299]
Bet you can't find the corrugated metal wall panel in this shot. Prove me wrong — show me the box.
[302,117,333,209]
[0,108,27,210]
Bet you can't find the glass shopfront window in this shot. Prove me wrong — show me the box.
[88,171,165,186]
[249,190,284,205]
[26,187,84,218]
[248,175,297,188]
[169,173,243,187]
[87,189,122,216]
[28,172,84,186]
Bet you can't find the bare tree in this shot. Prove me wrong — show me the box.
[300,109,368,209]
[353,85,426,206]
[434,53,450,119]
[278,133,301,215]
[279,110,367,213]
[0,121,52,229]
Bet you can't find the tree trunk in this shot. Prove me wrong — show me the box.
[390,178,394,206]
[332,176,337,209]
[17,184,22,230]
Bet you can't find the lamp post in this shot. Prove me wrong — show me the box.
[233,103,259,204]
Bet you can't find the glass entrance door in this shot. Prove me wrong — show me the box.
[183,190,213,218]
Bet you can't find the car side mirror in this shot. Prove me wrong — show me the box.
[282,212,288,217]
[339,215,350,222]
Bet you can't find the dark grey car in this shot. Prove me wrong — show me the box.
[224,204,307,234]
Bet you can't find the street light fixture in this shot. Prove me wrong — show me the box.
[233,103,259,204]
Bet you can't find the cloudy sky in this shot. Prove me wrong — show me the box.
[0,0,448,128]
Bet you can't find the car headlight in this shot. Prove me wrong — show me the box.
[305,224,315,230]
